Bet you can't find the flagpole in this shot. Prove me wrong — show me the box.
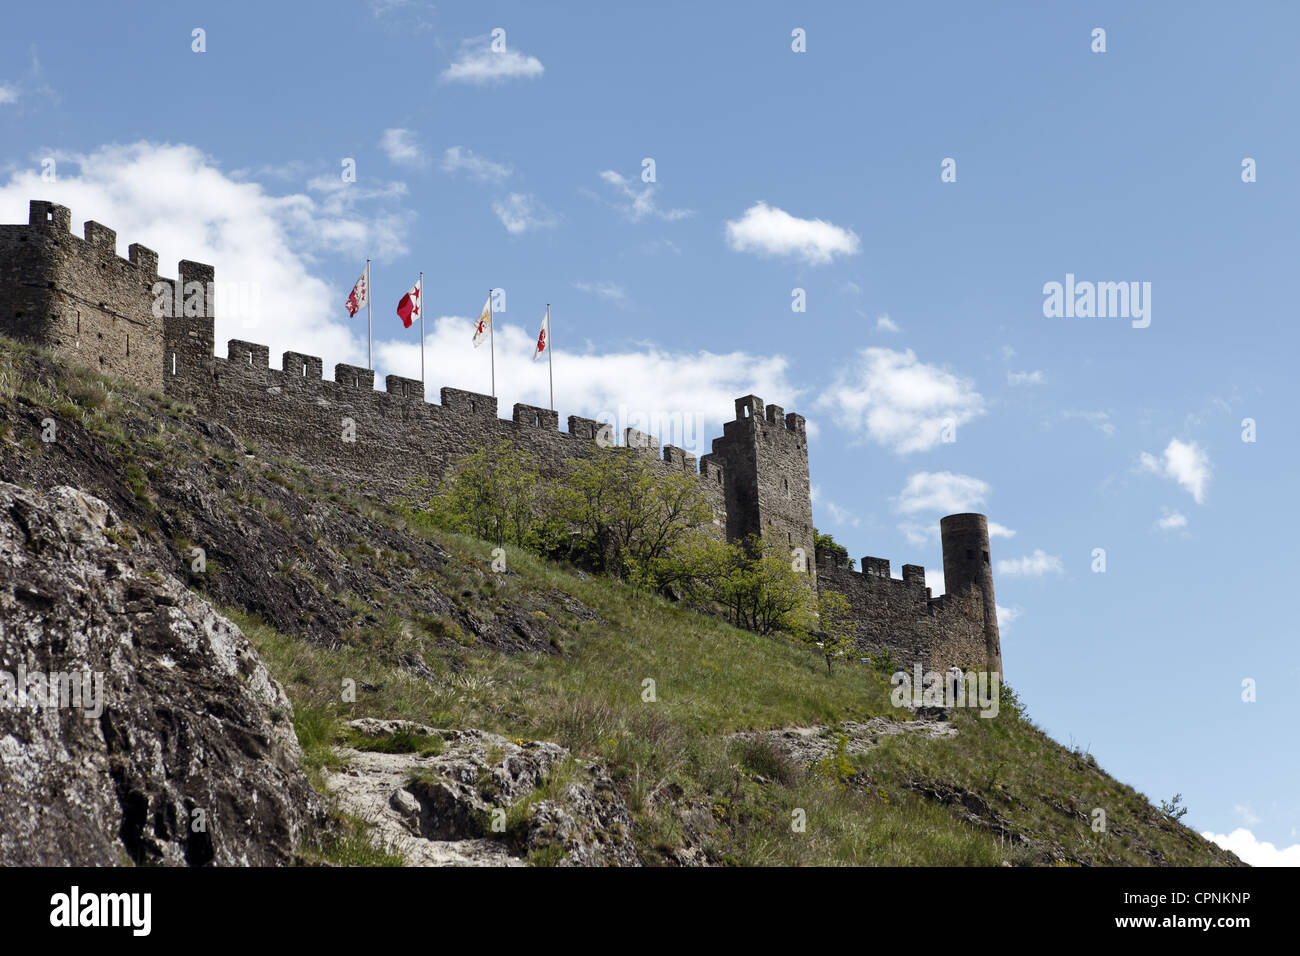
[366,258,373,370]
[546,303,553,411]
[488,287,496,396]
[418,271,424,385]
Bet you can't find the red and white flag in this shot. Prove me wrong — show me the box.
[396,277,421,329]
[533,309,549,361]
[472,295,492,347]
[345,268,369,317]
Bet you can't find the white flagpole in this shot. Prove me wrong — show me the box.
[489,287,496,396]
[419,271,424,385]
[366,258,373,370]
[546,303,553,411]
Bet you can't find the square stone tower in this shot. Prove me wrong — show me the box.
[0,201,166,391]
[703,395,816,585]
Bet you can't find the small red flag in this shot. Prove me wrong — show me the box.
[396,279,421,329]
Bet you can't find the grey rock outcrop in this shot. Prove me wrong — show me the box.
[327,719,639,866]
[730,716,958,769]
[0,481,318,865]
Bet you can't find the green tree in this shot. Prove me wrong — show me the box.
[413,441,541,546]
[1159,794,1189,822]
[813,528,853,569]
[692,535,814,636]
[549,448,713,587]
[808,589,855,675]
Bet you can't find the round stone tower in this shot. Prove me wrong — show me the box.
[939,513,1002,676]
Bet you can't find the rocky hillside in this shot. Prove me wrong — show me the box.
[0,337,1241,866]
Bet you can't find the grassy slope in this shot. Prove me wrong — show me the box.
[0,337,1239,866]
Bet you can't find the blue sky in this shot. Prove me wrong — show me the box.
[2,1,1296,864]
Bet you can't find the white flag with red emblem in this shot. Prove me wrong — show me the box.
[533,309,549,362]
[472,295,492,347]
[396,278,421,329]
[345,268,369,317]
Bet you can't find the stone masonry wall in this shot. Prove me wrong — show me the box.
[705,395,816,587]
[928,587,992,672]
[162,336,731,524]
[0,202,164,392]
[816,551,934,669]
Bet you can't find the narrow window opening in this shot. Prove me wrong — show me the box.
[125,334,129,357]
[247,351,253,366]
[982,551,989,563]
[171,352,177,375]
[302,363,308,377]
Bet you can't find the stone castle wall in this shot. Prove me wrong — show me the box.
[0,201,165,392]
[816,551,994,673]
[0,199,1003,675]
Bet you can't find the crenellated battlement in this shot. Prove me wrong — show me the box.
[0,199,1003,677]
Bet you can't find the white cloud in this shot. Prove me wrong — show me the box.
[0,84,17,105]
[379,128,428,168]
[724,201,859,266]
[1007,370,1045,386]
[896,472,990,516]
[441,37,544,85]
[491,193,555,235]
[1202,828,1300,867]
[0,141,410,369]
[1234,804,1262,827]
[996,549,1063,577]
[368,0,433,21]
[441,146,511,183]
[1001,345,1016,360]
[876,314,900,333]
[988,522,1017,539]
[899,522,937,547]
[926,568,946,595]
[818,348,985,453]
[844,281,861,295]
[303,174,412,260]
[572,280,627,302]
[823,500,860,528]
[373,318,802,458]
[642,238,681,256]
[997,605,1021,628]
[1140,438,1212,504]
[1061,410,1116,437]
[1156,508,1188,531]
[594,169,691,222]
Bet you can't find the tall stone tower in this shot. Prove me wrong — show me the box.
[703,395,816,586]
[0,200,168,392]
[939,513,1002,675]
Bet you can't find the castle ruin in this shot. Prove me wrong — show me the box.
[0,200,1002,676]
